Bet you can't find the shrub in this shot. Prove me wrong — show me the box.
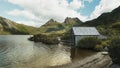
[95,45,103,51]
[111,23,120,30]
[101,40,109,47]
[29,33,59,45]
[108,37,120,64]
[109,37,120,47]
[77,37,102,49]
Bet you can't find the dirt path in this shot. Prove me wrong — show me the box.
[48,52,112,68]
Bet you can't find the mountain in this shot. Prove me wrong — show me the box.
[37,17,82,34]
[37,19,65,34]
[64,17,82,26]
[0,16,37,34]
[81,6,120,37]
[81,6,120,26]
[29,6,120,44]
[29,17,82,44]
[0,16,82,35]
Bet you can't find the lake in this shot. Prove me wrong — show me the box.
[0,35,96,68]
[0,35,72,68]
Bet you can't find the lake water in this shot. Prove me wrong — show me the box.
[0,35,71,68]
[0,35,96,68]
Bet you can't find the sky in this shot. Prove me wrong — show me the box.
[0,0,120,27]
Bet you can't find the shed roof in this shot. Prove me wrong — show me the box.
[72,27,100,35]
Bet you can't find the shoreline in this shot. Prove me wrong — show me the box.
[47,52,112,68]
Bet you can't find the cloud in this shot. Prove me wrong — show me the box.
[69,0,83,10]
[7,0,90,26]
[90,0,120,20]
[8,9,39,22]
[7,0,120,27]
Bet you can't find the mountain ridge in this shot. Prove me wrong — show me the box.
[37,17,82,34]
[0,6,120,35]
[81,6,120,26]
[0,16,37,34]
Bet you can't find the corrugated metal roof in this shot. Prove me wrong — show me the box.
[72,27,100,35]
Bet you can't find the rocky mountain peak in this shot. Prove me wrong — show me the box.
[47,19,56,23]
[43,19,59,26]
[64,17,82,25]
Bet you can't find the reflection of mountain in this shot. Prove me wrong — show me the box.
[0,16,37,34]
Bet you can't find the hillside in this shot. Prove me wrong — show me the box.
[0,16,37,34]
[81,6,120,37]
[36,17,82,34]
[0,16,82,35]
[81,6,120,26]
[37,19,65,34]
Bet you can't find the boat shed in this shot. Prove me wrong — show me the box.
[72,27,100,46]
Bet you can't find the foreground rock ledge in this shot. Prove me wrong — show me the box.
[48,52,112,68]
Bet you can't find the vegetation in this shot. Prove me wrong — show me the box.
[77,37,110,51]
[29,17,82,44]
[77,37,101,49]
[108,37,120,64]
[29,33,61,44]
[95,40,109,51]
[0,16,37,34]
[36,17,82,34]
[0,6,120,46]
[37,6,120,45]
[15,23,38,34]
[76,6,120,51]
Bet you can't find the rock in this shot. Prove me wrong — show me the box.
[64,17,82,25]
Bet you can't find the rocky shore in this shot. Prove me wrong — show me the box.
[47,52,112,68]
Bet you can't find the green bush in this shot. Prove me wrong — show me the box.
[95,45,103,51]
[108,37,120,64]
[109,37,120,47]
[77,37,102,49]
[111,23,120,30]
[29,33,59,45]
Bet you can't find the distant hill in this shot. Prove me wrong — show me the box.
[0,16,37,34]
[0,16,82,35]
[37,17,82,34]
[38,19,65,33]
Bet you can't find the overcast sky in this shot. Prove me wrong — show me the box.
[0,0,120,27]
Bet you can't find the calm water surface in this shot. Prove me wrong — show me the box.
[0,35,96,68]
[0,35,71,68]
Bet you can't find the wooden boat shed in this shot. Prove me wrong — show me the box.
[72,27,100,46]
